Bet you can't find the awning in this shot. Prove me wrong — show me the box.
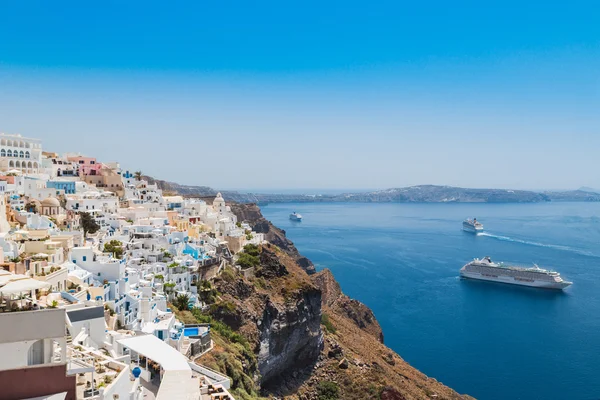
[0,278,51,294]
[0,274,29,284]
[117,334,190,371]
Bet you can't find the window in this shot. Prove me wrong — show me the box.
[83,256,87,262]
[25,151,30,158]
[7,150,12,157]
[28,340,45,366]
[19,151,24,158]
[0,149,5,157]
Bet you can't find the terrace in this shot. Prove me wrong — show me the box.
[64,344,143,400]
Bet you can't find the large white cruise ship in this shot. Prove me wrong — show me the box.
[462,218,484,233]
[460,256,572,290]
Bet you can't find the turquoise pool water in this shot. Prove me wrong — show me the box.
[183,327,199,336]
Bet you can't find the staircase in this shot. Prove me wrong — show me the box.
[181,337,191,357]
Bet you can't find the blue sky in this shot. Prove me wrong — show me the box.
[0,1,598,190]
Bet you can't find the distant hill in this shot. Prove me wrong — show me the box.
[578,186,600,194]
[544,190,600,202]
[144,177,600,203]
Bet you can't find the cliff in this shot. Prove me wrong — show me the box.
[209,203,474,400]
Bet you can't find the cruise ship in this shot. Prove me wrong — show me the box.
[289,212,302,221]
[462,218,484,233]
[460,256,572,289]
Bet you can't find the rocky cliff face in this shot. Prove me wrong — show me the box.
[225,203,473,399]
[192,246,323,395]
[313,268,384,343]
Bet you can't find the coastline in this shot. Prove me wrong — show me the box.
[230,202,474,399]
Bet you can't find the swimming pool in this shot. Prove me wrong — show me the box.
[183,327,199,336]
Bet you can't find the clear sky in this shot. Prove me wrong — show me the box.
[0,1,598,191]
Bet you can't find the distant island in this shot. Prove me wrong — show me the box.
[145,178,600,204]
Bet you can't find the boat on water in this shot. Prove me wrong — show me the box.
[289,212,302,221]
[460,256,572,290]
[463,218,484,233]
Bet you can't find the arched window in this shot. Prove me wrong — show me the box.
[19,151,24,158]
[7,150,12,157]
[25,142,30,148]
[19,141,23,148]
[0,139,5,146]
[33,162,38,169]
[9,161,14,168]
[15,161,20,168]
[27,161,32,168]
[25,151,30,158]
[0,149,5,157]
[28,339,45,365]
[6,140,11,147]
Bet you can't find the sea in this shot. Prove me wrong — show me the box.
[261,202,600,400]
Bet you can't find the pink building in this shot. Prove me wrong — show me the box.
[67,156,102,176]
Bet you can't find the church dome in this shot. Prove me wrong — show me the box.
[41,197,60,207]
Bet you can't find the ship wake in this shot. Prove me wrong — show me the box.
[477,232,598,257]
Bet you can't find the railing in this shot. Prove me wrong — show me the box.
[188,362,231,389]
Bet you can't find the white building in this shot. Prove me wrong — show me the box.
[66,191,119,213]
[0,133,43,173]
[0,309,72,399]
[71,247,125,283]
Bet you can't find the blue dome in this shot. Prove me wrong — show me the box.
[132,366,141,378]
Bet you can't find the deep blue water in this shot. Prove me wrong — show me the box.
[261,202,600,400]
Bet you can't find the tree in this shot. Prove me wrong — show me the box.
[80,212,100,237]
[104,240,124,259]
[25,202,38,213]
[172,293,190,311]
[134,171,143,181]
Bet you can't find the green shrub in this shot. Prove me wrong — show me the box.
[317,380,340,400]
[190,307,250,352]
[321,313,337,334]
[242,244,259,257]
[221,267,236,282]
[254,277,267,289]
[237,253,259,270]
